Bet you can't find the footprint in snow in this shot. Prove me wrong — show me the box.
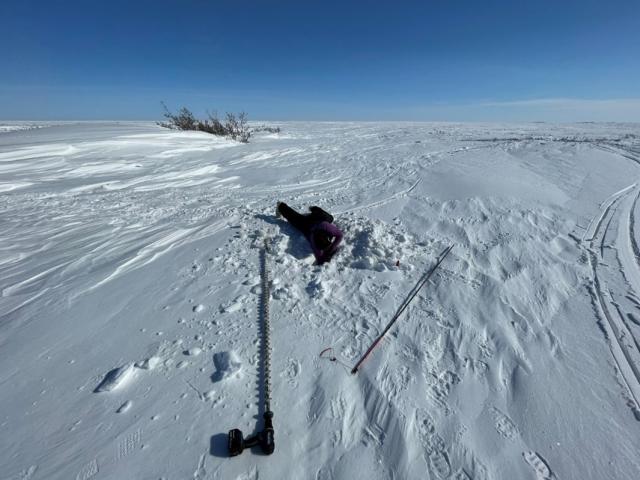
[280,357,301,386]
[75,459,98,480]
[16,466,38,480]
[523,451,557,480]
[415,409,452,479]
[211,351,242,382]
[491,407,519,440]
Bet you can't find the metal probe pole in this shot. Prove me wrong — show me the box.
[228,239,275,456]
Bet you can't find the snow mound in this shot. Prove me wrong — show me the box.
[116,400,133,413]
[135,356,161,370]
[212,351,242,382]
[94,363,136,392]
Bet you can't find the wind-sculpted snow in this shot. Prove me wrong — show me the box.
[1,121,640,479]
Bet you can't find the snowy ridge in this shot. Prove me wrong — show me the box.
[1,122,640,479]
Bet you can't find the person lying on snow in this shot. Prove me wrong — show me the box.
[276,202,343,264]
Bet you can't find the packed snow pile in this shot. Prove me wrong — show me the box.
[340,214,425,272]
[135,356,161,370]
[94,363,137,392]
[1,121,640,479]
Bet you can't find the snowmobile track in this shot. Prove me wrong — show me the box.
[587,184,640,414]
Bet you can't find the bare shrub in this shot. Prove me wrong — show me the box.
[252,125,281,134]
[159,103,251,143]
[224,112,251,143]
[204,110,227,136]
[159,102,197,131]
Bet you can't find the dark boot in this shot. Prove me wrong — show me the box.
[308,206,334,223]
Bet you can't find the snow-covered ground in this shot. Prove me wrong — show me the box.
[1,121,640,480]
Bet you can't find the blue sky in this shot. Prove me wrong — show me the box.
[1,0,639,121]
